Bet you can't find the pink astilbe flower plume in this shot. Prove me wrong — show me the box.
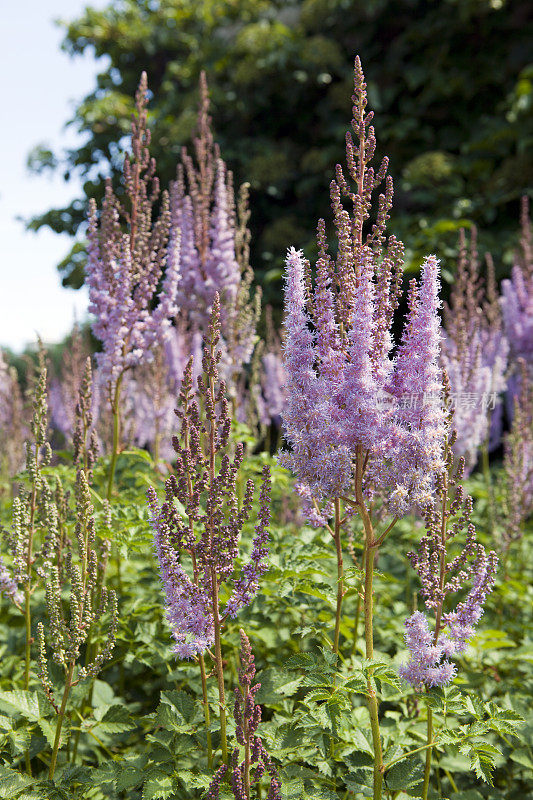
[386,255,447,511]
[280,57,446,518]
[0,350,26,476]
[170,74,261,396]
[399,421,498,689]
[86,72,180,419]
[441,228,509,471]
[502,197,533,369]
[148,295,272,659]
[279,247,351,499]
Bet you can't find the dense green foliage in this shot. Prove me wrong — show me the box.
[29,0,532,298]
[0,440,531,799]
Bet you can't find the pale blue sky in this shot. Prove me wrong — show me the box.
[0,0,109,351]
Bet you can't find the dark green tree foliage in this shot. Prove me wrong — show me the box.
[29,0,532,295]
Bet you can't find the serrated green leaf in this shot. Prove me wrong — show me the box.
[280,775,305,800]
[463,694,485,719]
[92,704,136,734]
[0,691,43,722]
[488,706,525,730]
[159,689,196,723]
[142,771,173,800]
[385,755,424,791]
[38,717,70,749]
[343,676,370,695]
[285,653,316,671]
[117,766,145,792]
[344,767,374,793]
[0,766,34,799]
[275,722,305,750]
[325,695,343,736]
[305,689,332,702]
[469,751,494,785]
[178,770,213,789]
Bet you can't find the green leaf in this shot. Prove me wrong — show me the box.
[142,770,174,800]
[509,748,533,769]
[275,722,306,750]
[285,653,316,671]
[488,706,525,732]
[0,691,44,722]
[115,756,148,792]
[92,704,136,734]
[325,694,344,736]
[0,766,34,800]
[280,775,305,800]
[385,756,424,792]
[38,718,70,749]
[463,694,485,719]
[159,689,196,723]
[177,771,213,789]
[469,751,494,785]
[343,675,369,696]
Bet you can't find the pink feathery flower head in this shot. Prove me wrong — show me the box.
[279,247,351,498]
[399,461,498,689]
[86,73,180,403]
[502,264,533,367]
[280,59,448,517]
[148,298,272,658]
[441,228,509,465]
[387,255,447,510]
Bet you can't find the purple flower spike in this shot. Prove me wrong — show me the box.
[86,73,180,408]
[279,59,447,517]
[399,439,498,689]
[148,299,272,659]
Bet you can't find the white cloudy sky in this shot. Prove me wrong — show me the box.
[0,0,109,352]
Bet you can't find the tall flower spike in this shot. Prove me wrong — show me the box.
[442,228,508,470]
[399,433,498,689]
[148,295,272,659]
[206,630,281,800]
[86,72,180,405]
[73,357,100,482]
[49,323,91,443]
[499,358,533,551]
[280,58,447,517]
[0,349,25,476]
[502,197,533,370]
[387,255,446,512]
[39,468,118,780]
[279,248,351,499]
[170,74,261,397]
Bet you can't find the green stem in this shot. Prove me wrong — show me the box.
[481,427,495,536]
[356,447,383,800]
[23,482,37,692]
[422,706,433,800]
[384,740,437,771]
[211,574,227,764]
[199,654,213,768]
[351,588,362,657]
[443,767,458,793]
[364,541,383,800]
[23,584,33,776]
[49,663,74,780]
[333,497,344,655]
[106,375,123,502]
[23,587,32,690]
